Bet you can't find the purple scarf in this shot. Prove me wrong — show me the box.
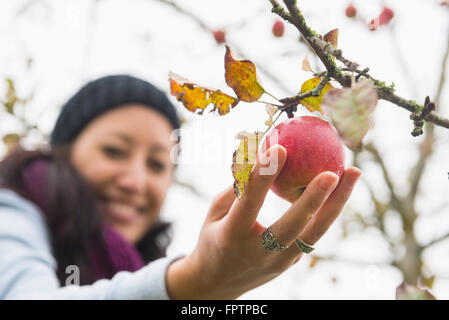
[22,157,144,282]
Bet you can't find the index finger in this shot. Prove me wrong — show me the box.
[224,144,287,231]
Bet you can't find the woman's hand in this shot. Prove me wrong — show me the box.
[166,145,361,299]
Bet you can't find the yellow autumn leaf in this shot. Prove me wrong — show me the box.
[224,45,265,102]
[2,133,21,155]
[231,131,264,199]
[2,133,21,145]
[210,90,239,115]
[300,78,334,114]
[169,71,239,115]
[3,78,19,114]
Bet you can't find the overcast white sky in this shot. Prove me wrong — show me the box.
[1,0,449,299]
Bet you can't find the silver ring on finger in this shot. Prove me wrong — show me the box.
[261,227,290,252]
[295,237,315,254]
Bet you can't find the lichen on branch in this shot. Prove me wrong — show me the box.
[269,0,449,131]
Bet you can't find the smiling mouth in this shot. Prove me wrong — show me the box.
[103,202,144,224]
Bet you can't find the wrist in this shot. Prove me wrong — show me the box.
[166,253,205,299]
[165,251,240,300]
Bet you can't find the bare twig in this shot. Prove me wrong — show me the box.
[416,27,449,251]
[269,0,449,130]
[154,0,293,95]
[310,254,394,268]
[424,232,449,249]
[154,0,209,30]
[263,109,283,135]
[173,176,207,199]
[268,0,291,22]
[408,25,449,202]
[353,152,397,253]
[363,142,398,202]
[309,36,359,71]
[388,24,419,98]
[435,26,449,104]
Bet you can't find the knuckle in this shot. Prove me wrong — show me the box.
[303,194,325,212]
[252,165,275,182]
[240,196,261,214]
[310,227,323,243]
[209,198,225,214]
[291,255,301,266]
[338,190,352,203]
[278,226,297,243]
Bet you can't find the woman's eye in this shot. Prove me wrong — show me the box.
[102,146,127,158]
[147,159,166,172]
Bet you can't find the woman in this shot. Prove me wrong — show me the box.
[0,74,361,299]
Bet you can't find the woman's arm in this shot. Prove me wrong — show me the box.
[0,188,180,300]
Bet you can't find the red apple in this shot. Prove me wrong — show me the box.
[345,4,357,18]
[262,116,345,203]
[379,7,394,25]
[272,20,284,38]
[213,30,226,44]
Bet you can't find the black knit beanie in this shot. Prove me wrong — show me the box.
[50,74,180,146]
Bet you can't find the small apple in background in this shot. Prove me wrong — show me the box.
[213,30,226,44]
[368,6,394,31]
[379,7,394,25]
[345,4,357,18]
[272,20,284,38]
[262,116,345,203]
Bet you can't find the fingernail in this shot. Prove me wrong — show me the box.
[319,172,339,191]
[262,145,284,162]
[350,167,362,183]
[258,145,285,176]
[257,146,272,166]
[264,146,272,158]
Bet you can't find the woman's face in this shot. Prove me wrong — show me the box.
[70,104,176,244]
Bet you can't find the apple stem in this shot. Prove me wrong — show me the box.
[263,109,284,135]
[264,91,281,102]
[257,100,283,107]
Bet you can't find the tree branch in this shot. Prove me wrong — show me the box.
[268,0,291,22]
[353,151,397,253]
[414,26,449,252]
[269,0,449,130]
[280,73,330,104]
[310,254,395,268]
[407,25,449,202]
[363,142,398,202]
[173,176,207,199]
[309,36,359,71]
[424,232,449,249]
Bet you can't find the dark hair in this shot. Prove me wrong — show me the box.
[0,145,172,285]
